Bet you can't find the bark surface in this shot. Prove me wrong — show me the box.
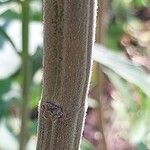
[36,1,96,150]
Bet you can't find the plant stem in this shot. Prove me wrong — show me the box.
[36,1,96,149]
[19,0,30,149]
[72,1,97,149]
[95,0,108,149]
[95,63,107,150]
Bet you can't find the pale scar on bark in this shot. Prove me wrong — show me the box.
[41,101,63,122]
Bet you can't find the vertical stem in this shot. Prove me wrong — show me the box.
[96,0,107,43]
[95,63,107,150]
[36,0,96,150]
[95,0,108,149]
[19,0,30,149]
[72,0,97,149]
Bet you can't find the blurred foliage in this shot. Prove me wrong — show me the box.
[93,43,150,148]
[0,0,150,149]
[0,0,42,149]
[80,138,94,150]
[93,0,150,149]
[106,0,150,50]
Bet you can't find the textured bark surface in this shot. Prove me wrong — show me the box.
[36,0,96,150]
[72,1,97,149]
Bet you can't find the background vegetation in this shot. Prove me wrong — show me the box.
[0,0,150,149]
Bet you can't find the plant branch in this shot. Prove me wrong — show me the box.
[72,0,97,149]
[19,0,30,149]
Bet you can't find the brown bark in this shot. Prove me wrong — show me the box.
[72,1,97,149]
[36,1,96,150]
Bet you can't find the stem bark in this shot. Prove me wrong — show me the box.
[36,1,96,150]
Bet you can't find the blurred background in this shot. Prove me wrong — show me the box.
[0,0,150,149]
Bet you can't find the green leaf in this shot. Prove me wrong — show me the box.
[0,3,11,15]
[30,83,41,108]
[106,21,124,50]
[129,118,147,144]
[0,0,15,5]
[0,79,11,96]
[27,120,38,135]
[0,26,19,54]
[136,143,148,150]
[31,46,42,76]
[0,100,9,119]
[0,98,19,120]
[0,2,19,17]
[80,138,94,150]
[0,79,11,119]
[93,44,150,98]
[30,0,42,21]
[132,0,150,7]
[104,69,136,110]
